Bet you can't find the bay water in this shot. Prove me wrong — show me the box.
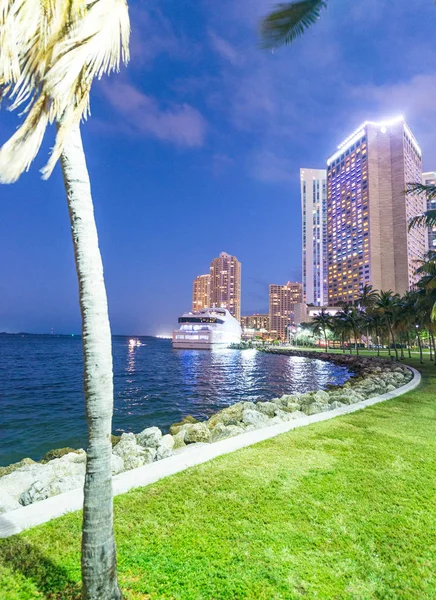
[0,334,350,466]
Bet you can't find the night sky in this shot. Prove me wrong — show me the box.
[1,0,436,335]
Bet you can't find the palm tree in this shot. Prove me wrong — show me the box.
[311,308,332,351]
[260,1,327,49]
[376,291,400,361]
[0,3,130,599]
[336,306,363,355]
[356,284,378,310]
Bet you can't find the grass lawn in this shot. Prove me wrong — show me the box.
[1,356,436,599]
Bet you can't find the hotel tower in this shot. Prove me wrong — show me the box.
[269,282,303,340]
[209,252,241,321]
[300,168,327,306]
[192,274,210,311]
[422,171,436,252]
[326,117,425,305]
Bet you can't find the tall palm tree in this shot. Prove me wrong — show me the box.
[336,306,363,355]
[311,308,332,351]
[0,3,130,599]
[260,1,327,49]
[312,308,331,352]
[376,291,400,361]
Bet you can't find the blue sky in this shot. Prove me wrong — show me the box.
[1,0,436,335]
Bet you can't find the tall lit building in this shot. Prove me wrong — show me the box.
[269,282,303,340]
[300,168,327,305]
[192,274,210,311]
[422,171,436,251]
[210,252,241,321]
[327,117,425,305]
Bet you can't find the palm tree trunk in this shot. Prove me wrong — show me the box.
[354,327,359,355]
[323,325,328,353]
[406,332,411,358]
[342,332,345,353]
[366,327,370,350]
[417,331,423,364]
[60,125,121,600]
[400,336,404,360]
[431,333,436,366]
[388,320,398,360]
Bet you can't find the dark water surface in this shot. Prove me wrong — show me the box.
[0,334,351,466]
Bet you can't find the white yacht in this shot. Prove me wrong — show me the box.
[172,307,242,349]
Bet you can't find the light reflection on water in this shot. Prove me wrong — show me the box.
[0,335,350,465]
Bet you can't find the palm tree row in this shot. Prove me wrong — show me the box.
[299,280,436,365]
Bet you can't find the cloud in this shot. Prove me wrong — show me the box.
[129,5,196,69]
[99,80,207,147]
[352,73,436,118]
[209,31,243,66]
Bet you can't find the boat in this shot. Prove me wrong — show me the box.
[172,307,242,349]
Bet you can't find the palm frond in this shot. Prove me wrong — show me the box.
[260,0,327,49]
[409,209,436,231]
[0,0,130,183]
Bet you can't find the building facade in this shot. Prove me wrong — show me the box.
[326,117,425,305]
[422,171,436,252]
[240,314,270,331]
[300,168,327,306]
[192,274,211,311]
[269,282,303,340]
[209,252,241,321]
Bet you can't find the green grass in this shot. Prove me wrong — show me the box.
[1,357,436,599]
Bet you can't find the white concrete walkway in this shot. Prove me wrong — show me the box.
[0,366,421,538]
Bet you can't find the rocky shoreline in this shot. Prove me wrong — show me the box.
[0,351,413,515]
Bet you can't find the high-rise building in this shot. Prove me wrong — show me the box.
[422,171,436,252]
[240,314,270,331]
[326,117,425,305]
[209,252,241,320]
[300,168,327,306]
[269,282,303,340]
[192,274,211,311]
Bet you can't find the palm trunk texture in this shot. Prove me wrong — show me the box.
[60,125,122,600]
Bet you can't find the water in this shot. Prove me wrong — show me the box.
[0,335,351,466]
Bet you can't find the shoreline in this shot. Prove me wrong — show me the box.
[0,350,413,518]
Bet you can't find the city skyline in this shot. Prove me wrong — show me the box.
[2,3,436,335]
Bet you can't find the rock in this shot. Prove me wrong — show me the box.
[155,434,175,460]
[46,476,85,497]
[19,480,49,506]
[207,402,255,428]
[112,433,155,470]
[41,447,81,463]
[242,409,269,428]
[183,423,211,444]
[172,430,186,449]
[304,402,331,416]
[255,401,276,418]
[0,458,36,478]
[283,402,301,412]
[312,390,330,403]
[274,408,294,422]
[169,415,198,436]
[136,426,162,449]
[209,423,245,443]
[386,384,396,392]
[0,490,21,514]
[111,434,122,447]
[270,396,289,408]
[111,454,124,475]
[330,401,345,410]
